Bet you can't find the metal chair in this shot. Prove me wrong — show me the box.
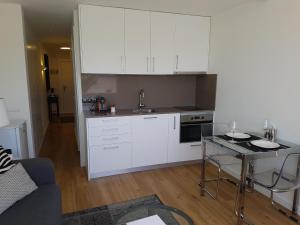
[201,123,242,200]
[235,153,300,222]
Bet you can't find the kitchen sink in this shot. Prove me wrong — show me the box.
[132,108,157,114]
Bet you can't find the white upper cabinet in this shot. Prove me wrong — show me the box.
[125,9,151,74]
[150,12,175,74]
[78,5,210,74]
[79,5,125,74]
[174,15,210,73]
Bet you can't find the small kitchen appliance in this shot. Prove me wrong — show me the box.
[176,106,214,143]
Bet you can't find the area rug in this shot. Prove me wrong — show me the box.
[62,195,181,225]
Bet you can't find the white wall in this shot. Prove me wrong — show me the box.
[72,9,86,167]
[209,0,300,212]
[0,3,35,157]
[24,21,49,155]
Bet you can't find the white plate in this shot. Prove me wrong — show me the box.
[250,140,280,149]
[225,132,251,139]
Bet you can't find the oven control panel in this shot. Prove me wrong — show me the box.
[180,112,214,123]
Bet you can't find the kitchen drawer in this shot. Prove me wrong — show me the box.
[181,143,202,161]
[168,142,202,163]
[87,117,130,128]
[88,123,131,137]
[89,142,132,173]
[88,133,131,146]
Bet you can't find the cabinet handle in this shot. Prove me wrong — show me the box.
[103,128,118,132]
[191,144,201,147]
[124,56,126,72]
[121,56,123,72]
[173,116,176,130]
[102,119,118,123]
[147,57,149,72]
[176,55,179,70]
[144,116,158,120]
[103,137,119,141]
[103,146,119,150]
[152,57,155,72]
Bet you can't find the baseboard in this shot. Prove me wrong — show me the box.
[89,160,201,180]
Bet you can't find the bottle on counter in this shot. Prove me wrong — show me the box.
[110,104,116,114]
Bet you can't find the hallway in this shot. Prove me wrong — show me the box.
[39,122,296,225]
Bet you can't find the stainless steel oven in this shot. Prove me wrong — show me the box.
[180,112,213,143]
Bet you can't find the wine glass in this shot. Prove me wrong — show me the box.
[229,120,237,143]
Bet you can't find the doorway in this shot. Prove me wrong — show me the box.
[58,60,75,118]
[44,43,75,123]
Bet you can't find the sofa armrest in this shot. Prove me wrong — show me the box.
[19,158,56,186]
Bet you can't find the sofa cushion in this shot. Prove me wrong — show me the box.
[0,163,37,214]
[0,184,62,225]
[0,146,15,174]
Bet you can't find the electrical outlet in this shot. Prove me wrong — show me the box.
[82,97,97,103]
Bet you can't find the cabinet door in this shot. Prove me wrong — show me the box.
[167,114,181,162]
[132,115,169,167]
[150,12,175,74]
[79,5,125,74]
[125,9,150,74]
[174,15,210,73]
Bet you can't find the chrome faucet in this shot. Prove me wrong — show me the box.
[138,89,145,109]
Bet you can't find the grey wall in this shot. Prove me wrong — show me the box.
[82,75,197,109]
[196,74,217,110]
[82,74,217,110]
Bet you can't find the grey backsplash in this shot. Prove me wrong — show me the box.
[82,74,216,110]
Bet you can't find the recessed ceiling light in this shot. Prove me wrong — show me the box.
[60,47,71,50]
[26,45,36,49]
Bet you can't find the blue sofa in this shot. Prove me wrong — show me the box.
[0,158,62,225]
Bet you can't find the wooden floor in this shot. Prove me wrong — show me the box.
[40,122,294,225]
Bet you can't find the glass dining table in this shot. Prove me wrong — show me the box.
[200,133,300,225]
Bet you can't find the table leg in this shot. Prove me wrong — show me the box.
[247,161,254,191]
[237,156,248,225]
[200,141,207,196]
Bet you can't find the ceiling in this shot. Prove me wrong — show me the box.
[0,0,251,43]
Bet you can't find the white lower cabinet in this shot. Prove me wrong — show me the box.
[173,143,202,162]
[87,116,133,179]
[89,143,132,174]
[132,115,169,167]
[167,114,202,162]
[86,113,203,179]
